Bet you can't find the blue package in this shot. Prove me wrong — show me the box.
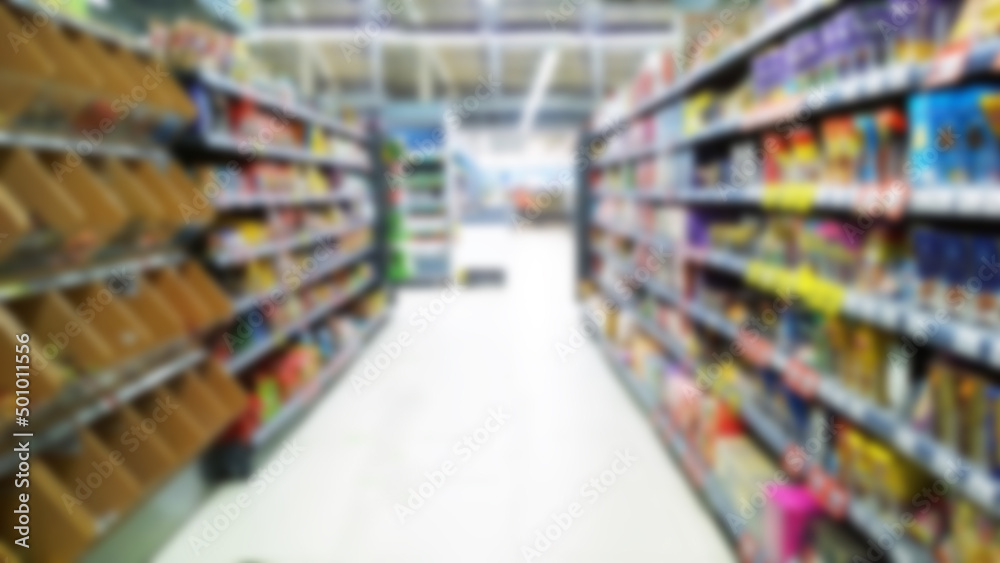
[907,93,936,188]
[936,90,966,183]
[855,113,879,184]
[963,85,1000,184]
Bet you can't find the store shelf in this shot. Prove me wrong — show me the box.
[8,0,150,52]
[595,285,932,561]
[231,245,374,314]
[211,220,371,267]
[592,220,676,251]
[689,246,1000,371]
[0,250,186,301]
[630,0,839,120]
[214,191,361,210]
[175,132,370,171]
[596,183,1000,220]
[178,69,367,142]
[225,277,376,374]
[638,275,1000,520]
[0,130,167,159]
[0,345,205,474]
[251,309,389,447]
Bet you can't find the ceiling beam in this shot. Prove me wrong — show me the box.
[247,26,676,49]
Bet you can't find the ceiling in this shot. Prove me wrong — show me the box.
[249,0,678,127]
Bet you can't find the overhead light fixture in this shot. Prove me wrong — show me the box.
[519,48,560,134]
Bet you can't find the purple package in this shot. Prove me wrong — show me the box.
[787,29,823,92]
[852,1,892,71]
[821,11,854,79]
[686,212,710,249]
[889,0,959,60]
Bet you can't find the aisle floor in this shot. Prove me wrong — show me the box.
[155,227,734,563]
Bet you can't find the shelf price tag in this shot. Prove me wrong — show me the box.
[925,39,971,87]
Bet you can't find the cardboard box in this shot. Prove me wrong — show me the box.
[0,3,55,126]
[91,405,178,487]
[168,162,215,225]
[0,183,31,259]
[0,306,64,410]
[89,157,166,242]
[179,261,233,325]
[8,291,116,371]
[147,268,216,331]
[42,428,143,522]
[168,370,230,434]
[200,360,248,421]
[119,277,186,345]
[0,459,97,562]
[62,283,156,359]
[0,148,86,238]
[134,386,209,461]
[36,152,129,246]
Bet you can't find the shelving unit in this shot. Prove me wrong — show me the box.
[0,1,392,559]
[388,144,454,285]
[579,0,1000,561]
[173,60,393,477]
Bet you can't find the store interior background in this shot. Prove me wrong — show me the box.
[1,0,999,561]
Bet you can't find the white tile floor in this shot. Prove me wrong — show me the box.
[154,226,734,563]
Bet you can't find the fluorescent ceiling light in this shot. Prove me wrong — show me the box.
[519,48,560,134]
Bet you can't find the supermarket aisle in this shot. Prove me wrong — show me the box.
[155,227,733,563]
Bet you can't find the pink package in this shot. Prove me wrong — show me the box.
[765,485,821,562]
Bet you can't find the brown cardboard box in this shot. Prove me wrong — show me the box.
[127,160,188,228]
[8,291,116,371]
[169,162,215,225]
[0,306,64,412]
[119,277,186,345]
[168,370,230,434]
[134,386,209,461]
[91,405,178,487]
[36,152,129,246]
[41,428,143,523]
[179,261,234,325]
[0,148,87,239]
[62,29,133,102]
[0,538,21,563]
[18,6,102,98]
[200,360,248,421]
[0,460,97,562]
[110,46,197,119]
[89,157,165,241]
[0,183,31,259]
[62,283,156,359]
[148,268,216,331]
[0,3,55,126]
